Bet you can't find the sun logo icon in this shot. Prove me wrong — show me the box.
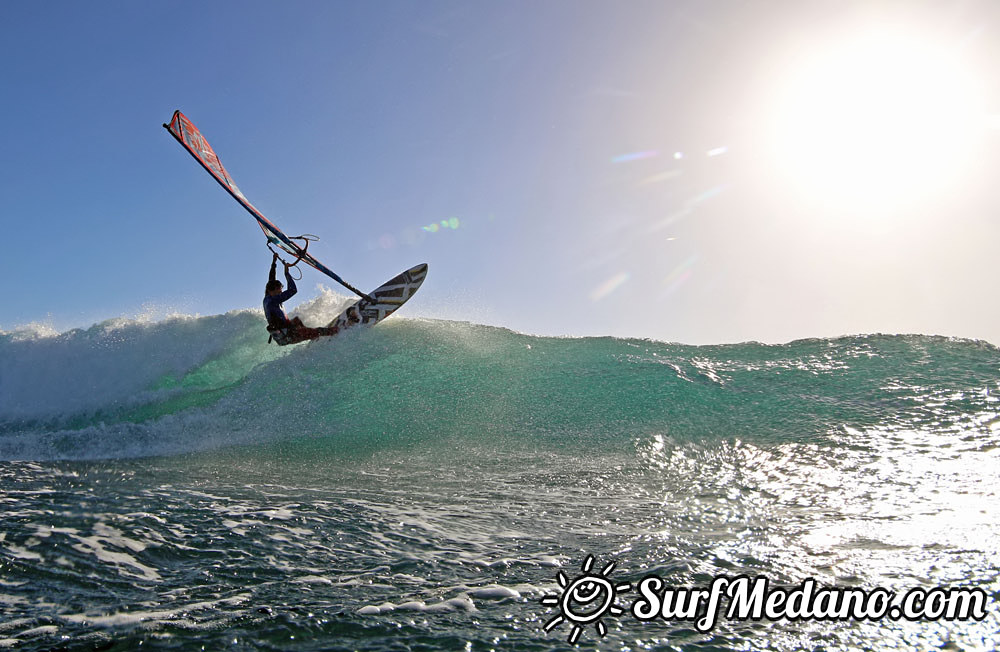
[540,555,631,644]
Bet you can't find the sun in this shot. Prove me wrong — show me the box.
[765,26,983,216]
[540,555,632,644]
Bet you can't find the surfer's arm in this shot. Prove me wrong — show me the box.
[280,265,297,301]
[268,253,278,284]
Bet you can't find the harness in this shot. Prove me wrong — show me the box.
[266,324,293,346]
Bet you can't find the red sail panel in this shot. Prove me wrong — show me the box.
[164,111,365,297]
[164,110,297,255]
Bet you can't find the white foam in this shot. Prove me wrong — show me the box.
[61,593,251,627]
[293,575,333,585]
[357,597,476,615]
[4,545,41,561]
[0,619,31,633]
[221,519,247,535]
[257,507,296,521]
[15,625,58,638]
[69,524,161,583]
[466,585,521,599]
[32,525,79,538]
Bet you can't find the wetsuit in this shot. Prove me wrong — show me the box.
[263,261,297,329]
[263,260,338,345]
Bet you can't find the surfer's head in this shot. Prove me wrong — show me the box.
[266,279,283,295]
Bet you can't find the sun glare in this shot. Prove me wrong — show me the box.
[768,28,983,215]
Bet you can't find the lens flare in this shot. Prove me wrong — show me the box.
[590,272,630,302]
[611,150,659,164]
[422,217,461,233]
[648,186,726,232]
[661,255,699,298]
[636,169,683,187]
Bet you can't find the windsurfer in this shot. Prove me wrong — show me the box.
[264,253,337,344]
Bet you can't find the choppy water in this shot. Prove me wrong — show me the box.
[1,294,998,650]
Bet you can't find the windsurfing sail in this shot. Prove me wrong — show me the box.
[163,110,370,300]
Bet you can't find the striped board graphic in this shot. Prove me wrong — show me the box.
[328,263,428,332]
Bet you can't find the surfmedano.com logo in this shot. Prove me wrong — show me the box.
[539,554,988,644]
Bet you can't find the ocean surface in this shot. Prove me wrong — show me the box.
[1,293,998,651]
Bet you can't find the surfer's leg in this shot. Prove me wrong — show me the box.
[292,326,322,341]
[297,326,338,339]
[274,326,319,344]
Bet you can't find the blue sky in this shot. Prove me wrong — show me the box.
[3,1,999,344]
